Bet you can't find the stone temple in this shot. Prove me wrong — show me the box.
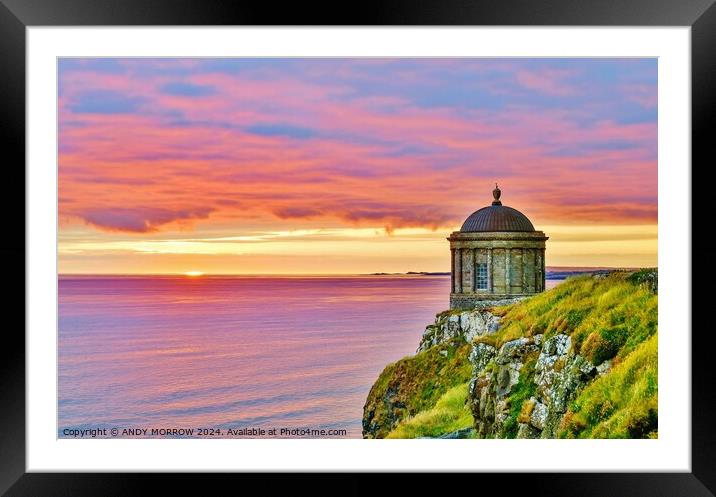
[448,185,548,310]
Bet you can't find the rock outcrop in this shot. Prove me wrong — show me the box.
[417,297,524,353]
[468,331,609,438]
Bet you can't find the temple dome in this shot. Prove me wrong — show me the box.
[460,185,535,232]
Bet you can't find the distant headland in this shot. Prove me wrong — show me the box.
[368,267,635,279]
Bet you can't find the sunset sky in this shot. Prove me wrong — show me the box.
[58,58,657,274]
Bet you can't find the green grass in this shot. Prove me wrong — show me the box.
[386,382,473,439]
[474,273,658,366]
[363,343,473,438]
[501,354,539,438]
[558,334,658,438]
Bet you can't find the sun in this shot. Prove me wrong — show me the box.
[183,271,204,277]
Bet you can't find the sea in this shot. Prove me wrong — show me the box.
[58,274,563,438]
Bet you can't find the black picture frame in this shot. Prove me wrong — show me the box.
[1,0,711,495]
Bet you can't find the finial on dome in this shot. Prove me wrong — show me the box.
[492,183,502,206]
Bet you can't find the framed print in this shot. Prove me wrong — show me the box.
[2,0,713,495]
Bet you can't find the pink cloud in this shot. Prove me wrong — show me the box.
[79,207,214,233]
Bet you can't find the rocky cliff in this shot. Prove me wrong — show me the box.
[362,269,658,439]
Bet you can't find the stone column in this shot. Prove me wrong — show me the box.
[505,248,511,294]
[472,247,478,292]
[456,248,462,293]
[542,248,546,292]
[536,249,543,292]
[522,248,527,294]
[463,248,472,293]
[450,248,455,293]
[487,248,493,293]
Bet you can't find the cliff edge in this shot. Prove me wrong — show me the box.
[362,269,658,439]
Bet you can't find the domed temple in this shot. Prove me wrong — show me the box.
[448,185,548,309]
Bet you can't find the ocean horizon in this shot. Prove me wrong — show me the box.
[58,267,621,277]
[59,274,565,438]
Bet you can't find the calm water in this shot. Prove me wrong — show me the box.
[58,275,562,438]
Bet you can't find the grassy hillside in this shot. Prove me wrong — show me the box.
[481,271,658,438]
[363,270,658,439]
[386,382,473,439]
[362,342,472,438]
[476,271,657,363]
[559,333,658,438]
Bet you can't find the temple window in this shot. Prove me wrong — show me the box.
[476,263,488,290]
